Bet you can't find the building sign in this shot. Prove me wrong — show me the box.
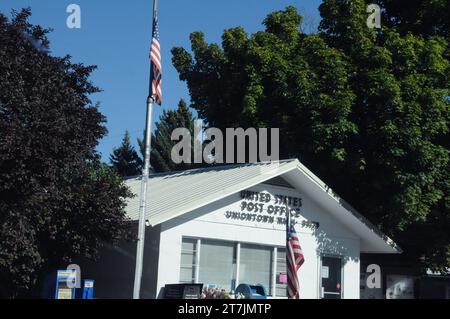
[224,190,305,226]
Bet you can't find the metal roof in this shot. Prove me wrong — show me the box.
[124,159,402,254]
[124,160,298,225]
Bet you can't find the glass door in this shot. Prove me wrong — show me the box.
[320,256,342,299]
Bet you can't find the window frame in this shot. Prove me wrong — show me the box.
[180,236,287,297]
[319,254,344,299]
[179,238,199,284]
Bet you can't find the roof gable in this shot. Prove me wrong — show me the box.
[124,159,401,254]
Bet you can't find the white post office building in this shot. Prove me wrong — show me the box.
[80,159,401,299]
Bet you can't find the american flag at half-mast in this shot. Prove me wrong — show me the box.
[149,14,162,105]
[287,224,305,299]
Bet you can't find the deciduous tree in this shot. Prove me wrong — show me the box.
[0,9,132,297]
[171,3,450,270]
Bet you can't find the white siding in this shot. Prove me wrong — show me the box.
[156,183,361,299]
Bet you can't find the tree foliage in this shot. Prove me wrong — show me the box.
[374,0,450,39]
[110,130,142,177]
[172,3,450,270]
[138,99,199,173]
[0,9,132,297]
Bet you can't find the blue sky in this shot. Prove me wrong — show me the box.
[0,0,322,161]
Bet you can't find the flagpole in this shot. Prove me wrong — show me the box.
[286,207,290,299]
[133,0,158,300]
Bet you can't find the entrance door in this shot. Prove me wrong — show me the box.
[321,256,342,299]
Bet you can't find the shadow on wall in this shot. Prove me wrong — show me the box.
[77,240,137,299]
[75,224,161,299]
[310,223,360,265]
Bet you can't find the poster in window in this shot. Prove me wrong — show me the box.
[321,266,329,279]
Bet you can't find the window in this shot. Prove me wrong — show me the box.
[198,240,236,291]
[179,238,197,283]
[239,244,273,295]
[275,248,287,297]
[179,238,288,296]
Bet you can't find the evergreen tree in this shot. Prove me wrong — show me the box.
[110,130,143,177]
[138,99,199,173]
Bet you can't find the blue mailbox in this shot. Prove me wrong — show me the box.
[82,279,95,299]
[235,284,267,299]
[55,270,77,299]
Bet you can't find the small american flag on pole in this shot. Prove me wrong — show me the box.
[149,14,162,105]
[287,225,305,299]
